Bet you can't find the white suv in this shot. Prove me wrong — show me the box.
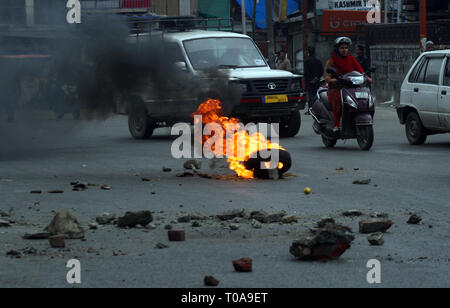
[116,17,306,139]
[397,50,450,144]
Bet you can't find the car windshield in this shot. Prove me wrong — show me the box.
[183,37,267,70]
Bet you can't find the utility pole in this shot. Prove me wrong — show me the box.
[252,0,258,39]
[420,0,427,52]
[384,0,388,24]
[242,0,247,35]
[302,0,308,68]
[266,0,274,60]
[397,0,402,23]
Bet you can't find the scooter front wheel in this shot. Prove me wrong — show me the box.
[356,125,374,151]
[322,136,337,148]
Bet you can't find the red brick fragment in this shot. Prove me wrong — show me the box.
[49,235,66,248]
[232,258,253,272]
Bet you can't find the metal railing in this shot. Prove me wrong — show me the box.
[80,0,152,9]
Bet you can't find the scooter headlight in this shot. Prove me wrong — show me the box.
[346,95,358,109]
[349,76,365,85]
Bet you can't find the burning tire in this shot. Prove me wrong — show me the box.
[244,149,292,179]
[128,104,154,139]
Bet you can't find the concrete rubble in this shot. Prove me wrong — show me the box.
[44,212,85,239]
[96,213,117,225]
[368,232,385,246]
[204,276,220,286]
[407,214,422,225]
[290,223,355,261]
[117,211,153,228]
[359,220,393,234]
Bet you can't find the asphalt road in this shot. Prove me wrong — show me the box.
[0,107,449,288]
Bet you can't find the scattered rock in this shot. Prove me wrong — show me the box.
[368,233,385,246]
[342,210,363,217]
[89,223,99,230]
[370,212,389,219]
[168,230,185,242]
[145,224,157,230]
[217,209,247,221]
[177,215,191,223]
[359,220,393,234]
[87,247,99,254]
[229,224,240,230]
[176,172,194,178]
[204,276,220,286]
[72,183,87,191]
[250,219,262,229]
[0,219,11,227]
[101,185,112,191]
[6,250,21,258]
[290,224,355,261]
[353,179,371,185]
[23,232,52,240]
[184,159,202,170]
[191,221,201,228]
[407,214,422,225]
[30,190,42,194]
[49,235,66,248]
[165,224,173,230]
[23,247,38,255]
[0,210,10,217]
[117,211,153,228]
[44,212,85,239]
[281,215,298,224]
[96,213,116,225]
[232,258,253,272]
[155,243,169,249]
[162,166,172,172]
[251,210,286,224]
[316,217,335,228]
[47,190,64,194]
[141,178,152,182]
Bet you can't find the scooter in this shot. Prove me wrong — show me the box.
[310,68,375,151]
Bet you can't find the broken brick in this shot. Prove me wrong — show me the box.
[49,235,66,248]
[359,220,393,234]
[232,258,253,272]
[204,276,220,286]
[407,214,422,225]
[168,230,185,242]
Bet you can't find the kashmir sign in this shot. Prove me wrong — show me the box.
[329,0,370,11]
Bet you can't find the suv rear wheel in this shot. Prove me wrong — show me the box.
[405,112,427,145]
[128,105,154,139]
[279,111,301,138]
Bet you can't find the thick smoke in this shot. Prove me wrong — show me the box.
[0,11,241,157]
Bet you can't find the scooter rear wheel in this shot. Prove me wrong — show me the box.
[322,136,337,148]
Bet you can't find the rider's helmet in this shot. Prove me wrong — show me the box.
[334,37,352,54]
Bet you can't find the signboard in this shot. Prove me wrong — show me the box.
[329,0,370,11]
[321,10,370,34]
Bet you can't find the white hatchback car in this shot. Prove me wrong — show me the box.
[397,50,450,144]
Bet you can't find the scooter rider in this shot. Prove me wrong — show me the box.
[324,37,372,132]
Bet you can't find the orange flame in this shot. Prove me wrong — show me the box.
[191,99,284,179]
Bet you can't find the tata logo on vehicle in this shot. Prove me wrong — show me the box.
[268,83,277,90]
